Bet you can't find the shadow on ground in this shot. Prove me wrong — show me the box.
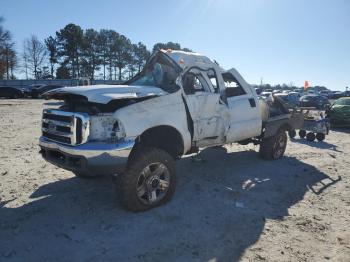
[42,101,64,107]
[331,127,350,134]
[290,138,342,152]
[0,148,340,261]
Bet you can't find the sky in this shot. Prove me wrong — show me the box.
[1,0,349,90]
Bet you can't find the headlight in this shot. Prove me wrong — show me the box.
[111,120,126,142]
[89,114,126,142]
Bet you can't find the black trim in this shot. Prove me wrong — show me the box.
[248,98,256,107]
[181,94,194,140]
[76,118,83,144]
[42,131,71,144]
[202,136,218,140]
[40,146,126,175]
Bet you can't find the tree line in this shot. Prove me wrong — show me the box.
[0,18,331,90]
[0,20,191,81]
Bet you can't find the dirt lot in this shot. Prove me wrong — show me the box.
[0,99,349,262]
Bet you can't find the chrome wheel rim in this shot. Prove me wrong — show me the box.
[273,133,287,159]
[136,162,170,204]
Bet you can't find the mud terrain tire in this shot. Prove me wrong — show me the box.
[118,147,176,212]
[260,129,288,160]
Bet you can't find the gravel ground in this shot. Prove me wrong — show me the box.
[0,99,349,262]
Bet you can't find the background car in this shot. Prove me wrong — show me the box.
[330,91,340,99]
[260,91,272,98]
[300,95,330,109]
[306,90,318,95]
[320,90,333,98]
[330,91,348,99]
[328,97,350,127]
[15,85,34,97]
[0,86,24,99]
[255,87,262,95]
[31,85,64,98]
[274,92,300,108]
[341,91,350,97]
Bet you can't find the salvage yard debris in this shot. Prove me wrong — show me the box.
[0,99,350,261]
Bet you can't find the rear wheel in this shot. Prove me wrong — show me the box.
[299,130,306,138]
[306,132,316,142]
[259,129,288,160]
[118,147,176,212]
[316,133,325,142]
[288,130,296,138]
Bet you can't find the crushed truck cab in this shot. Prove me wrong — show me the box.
[39,50,303,211]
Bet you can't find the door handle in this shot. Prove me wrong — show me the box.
[248,98,256,107]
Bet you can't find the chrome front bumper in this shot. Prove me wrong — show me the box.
[39,136,135,176]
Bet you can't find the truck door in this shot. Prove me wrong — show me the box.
[182,68,229,145]
[223,69,262,142]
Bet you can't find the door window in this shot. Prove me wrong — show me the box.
[222,72,246,97]
[193,76,204,91]
[182,70,209,95]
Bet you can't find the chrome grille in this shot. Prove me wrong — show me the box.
[41,109,90,145]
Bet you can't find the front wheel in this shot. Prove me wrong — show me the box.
[118,147,176,212]
[259,129,288,160]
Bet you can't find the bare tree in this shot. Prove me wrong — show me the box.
[7,46,17,79]
[0,16,17,79]
[22,43,29,80]
[23,35,47,79]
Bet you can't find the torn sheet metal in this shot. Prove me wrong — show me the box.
[44,85,166,104]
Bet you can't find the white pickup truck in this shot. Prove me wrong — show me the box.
[39,50,303,211]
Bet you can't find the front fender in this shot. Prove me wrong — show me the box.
[113,91,192,154]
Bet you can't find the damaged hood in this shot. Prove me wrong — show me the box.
[44,84,167,104]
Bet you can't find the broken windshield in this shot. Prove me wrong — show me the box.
[127,53,180,93]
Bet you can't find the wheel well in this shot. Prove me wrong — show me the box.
[132,126,184,159]
[263,121,293,138]
[280,123,293,132]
